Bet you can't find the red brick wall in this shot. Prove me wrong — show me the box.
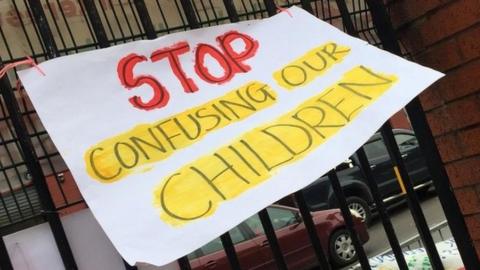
[388,0,480,256]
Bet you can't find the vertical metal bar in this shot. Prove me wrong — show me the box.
[26,0,60,58]
[407,99,480,267]
[223,0,240,22]
[0,237,13,270]
[0,62,77,269]
[177,256,192,270]
[263,0,277,17]
[294,191,331,270]
[179,0,201,29]
[133,0,157,40]
[355,148,408,269]
[332,2,442,266]
[380,123,444,270]
[364,2,480,267]
[334,0,358,36]
[327,170,371,270]
[300,0,314,14]
[123,259,137,270]
[81,0,110,48]
[258,209,288,270]
[220,232,242,270]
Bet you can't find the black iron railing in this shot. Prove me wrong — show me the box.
[0,1,478,270]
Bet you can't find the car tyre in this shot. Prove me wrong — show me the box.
[329,228,357,267]
[346,196,371,225]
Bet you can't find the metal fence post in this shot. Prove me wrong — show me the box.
[355,148,408,269]
[222,0,240,22]
[179,0,200,29]
[327,170,371,270]
[0,63,77,269]
[380,123,444,269]
[294,191,331,270]
[81,0,109,48]
[365,1,480,268]
[258,209,288,270]
[220,232,242,270]
[0,237,13,270]
[133,0,157,40]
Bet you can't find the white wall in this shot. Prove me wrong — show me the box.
[3,209,179,270]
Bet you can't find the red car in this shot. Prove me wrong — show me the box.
[187,205,369,269]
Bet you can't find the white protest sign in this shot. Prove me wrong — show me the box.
[18,7,443,266]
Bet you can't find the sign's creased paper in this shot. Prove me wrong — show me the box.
[18,7,443,266]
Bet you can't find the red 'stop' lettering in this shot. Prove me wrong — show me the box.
[117,53,170,110]
[151,42,198,93]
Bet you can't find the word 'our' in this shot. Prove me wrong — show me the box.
[117,31,259,111]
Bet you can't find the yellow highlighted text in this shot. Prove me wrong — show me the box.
[84,81,277,183]
[273,42,351,90]
[154,65,398,226]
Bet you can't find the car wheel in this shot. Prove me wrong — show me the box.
[346,196,371,225]
[329,228,357,267]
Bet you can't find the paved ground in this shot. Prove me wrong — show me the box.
[362,190,451,258]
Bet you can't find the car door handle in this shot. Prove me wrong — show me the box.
[261,240,270,247]
[205,260,217,269]
[401,153,408,158]
[370,164,377,169]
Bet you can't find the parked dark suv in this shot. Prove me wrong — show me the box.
[302,129,432,224]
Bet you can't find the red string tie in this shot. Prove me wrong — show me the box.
[276,5,293,18]
[0,56,45,80]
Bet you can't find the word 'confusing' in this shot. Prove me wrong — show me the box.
[85,82,276,182]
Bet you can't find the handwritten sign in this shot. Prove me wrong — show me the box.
[18,7,443,266]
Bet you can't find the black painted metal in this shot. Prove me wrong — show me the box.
[355,148,408,269]
[220,232,242,270]
[0,237,13,270]
[366,1,480,268]
[0,62,77,269]
[27,0,60,58]
[177,256,192,270]
[294,191,331,270]
[133,0,157,40]
[179,0,201,29]
[258,209,288,270]
[223,0,240,23]
[333,1,444,267]
[0,1,477,269]
[380,123,444,270]
[263,0,278,17]
[334,0,358,36]
[407,99,480,269]
[327,170,371,270]
[81,0,110,48]
[123,259,137,270]
[300,0,314,14]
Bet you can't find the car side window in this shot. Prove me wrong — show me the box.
[244,207,298,236]
[395,134,418,149]
[244,214,264,235]
[200,238,223,256]
[229,226,247,244]
[363,139,388,160]
[197,226,246,256]
[267,207,298,230]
